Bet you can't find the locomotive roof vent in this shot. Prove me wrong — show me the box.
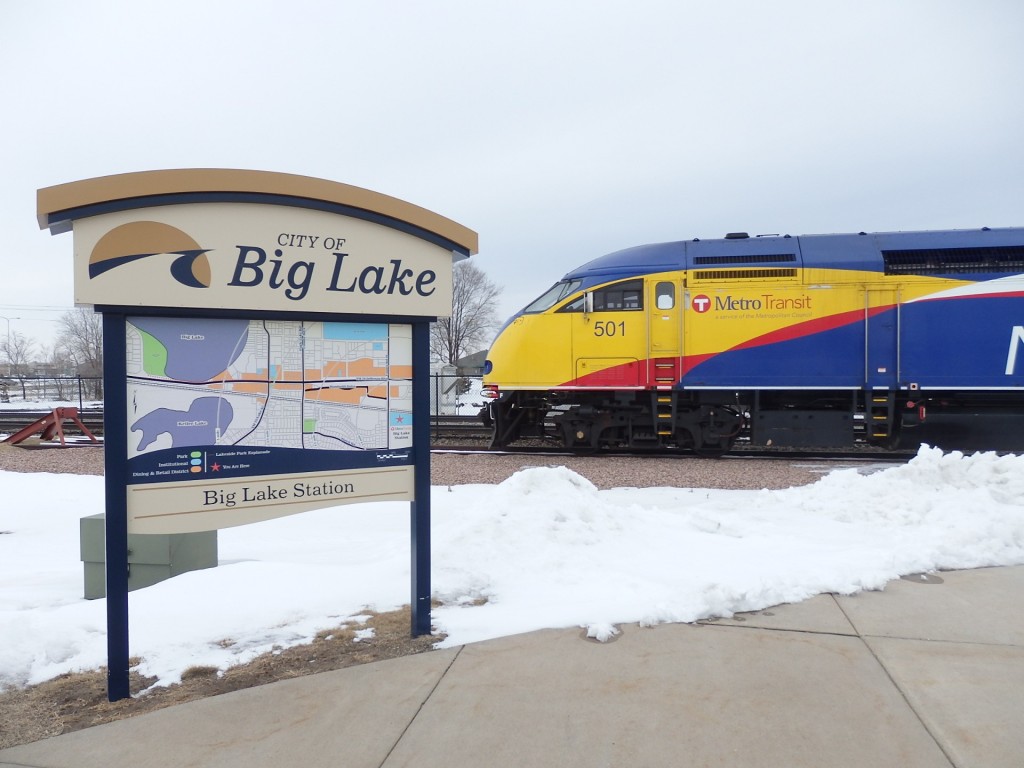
[693,253,797,266]
[882,245,1024,275]
[725,232,749,239]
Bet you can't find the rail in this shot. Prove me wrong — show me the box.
[0,409,489,443]
[0,409,105,439]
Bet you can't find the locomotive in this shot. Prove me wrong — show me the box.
[481,227,1024,453]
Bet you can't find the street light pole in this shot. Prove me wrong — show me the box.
[1,315,21,377]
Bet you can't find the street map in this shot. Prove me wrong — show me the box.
[125,317,413,482]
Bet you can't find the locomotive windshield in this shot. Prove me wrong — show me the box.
[522,279,582,313]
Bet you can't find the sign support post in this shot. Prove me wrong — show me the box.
[102,311,131,700]
[411,320,432,636]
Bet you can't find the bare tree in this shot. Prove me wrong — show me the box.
[430,260,503,365]
[37,343,75,399]
[57,308,104,398]
[1,331,37,399]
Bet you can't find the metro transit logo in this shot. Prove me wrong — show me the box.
[691,294,711,313]
[88,221,212,288]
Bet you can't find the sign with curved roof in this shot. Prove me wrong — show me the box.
[38,168,478,317]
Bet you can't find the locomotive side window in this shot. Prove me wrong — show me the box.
[557,296,585,313]
[593,279,644,311]
[656,282,675,310]
[523,279,582,313]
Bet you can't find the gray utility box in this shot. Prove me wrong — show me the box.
[80,513,218,600]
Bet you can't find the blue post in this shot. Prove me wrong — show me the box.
[410,320,432,636]
[102,311,131,701]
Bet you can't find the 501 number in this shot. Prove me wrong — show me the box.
[594,321,626,337]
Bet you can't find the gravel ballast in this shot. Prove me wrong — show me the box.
[430,450,825,489]
[1,442,826,490]
[0,443,105,475]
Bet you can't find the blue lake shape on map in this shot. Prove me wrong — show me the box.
[130,316,250,381]
[131,396,234,451]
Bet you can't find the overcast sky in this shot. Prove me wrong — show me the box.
[2,0,1022,352]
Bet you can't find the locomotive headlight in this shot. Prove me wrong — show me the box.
[483,384,500,399]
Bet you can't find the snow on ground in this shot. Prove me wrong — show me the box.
[2,445,1024,691]
[0,398,103,411]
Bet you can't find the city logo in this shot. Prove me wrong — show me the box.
[691,294,711,313]
[89,223,440,302]
[88,221,212,288]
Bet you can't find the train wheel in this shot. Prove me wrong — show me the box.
[562,421,598,454]
[693,431,730,457]
[692,406,742,457]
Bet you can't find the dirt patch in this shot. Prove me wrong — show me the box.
[0,608,441,750]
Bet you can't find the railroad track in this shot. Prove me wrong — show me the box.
[0,409,105,438]
[1,409,1015,459]
[0,410,490,442]
[432,443,919,462]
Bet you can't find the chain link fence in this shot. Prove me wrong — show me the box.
[430,369,485,417]
[0,375,103,409]
[1,374,487,441]
[0,374,482,417]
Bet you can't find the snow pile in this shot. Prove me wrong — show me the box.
[1,446,1023,691]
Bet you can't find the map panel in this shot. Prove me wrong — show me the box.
[126,317,413,484]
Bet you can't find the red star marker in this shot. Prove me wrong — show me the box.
[211,463,221,471]
[396,415,404,423]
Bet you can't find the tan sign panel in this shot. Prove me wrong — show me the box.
[38,168,477,318]
[72,203,456,317]
[128,465,414,534]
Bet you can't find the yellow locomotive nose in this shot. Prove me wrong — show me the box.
[484,312,578,390]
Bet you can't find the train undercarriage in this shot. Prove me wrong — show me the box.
[484,390,744,455]
[484,388,1024,454]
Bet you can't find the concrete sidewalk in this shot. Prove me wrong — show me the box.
[3,566,1022,768]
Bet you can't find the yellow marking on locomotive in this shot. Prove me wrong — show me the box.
[484,266,975,389]
[684,268,971,357]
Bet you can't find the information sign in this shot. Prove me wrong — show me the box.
[37,169,477,701]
